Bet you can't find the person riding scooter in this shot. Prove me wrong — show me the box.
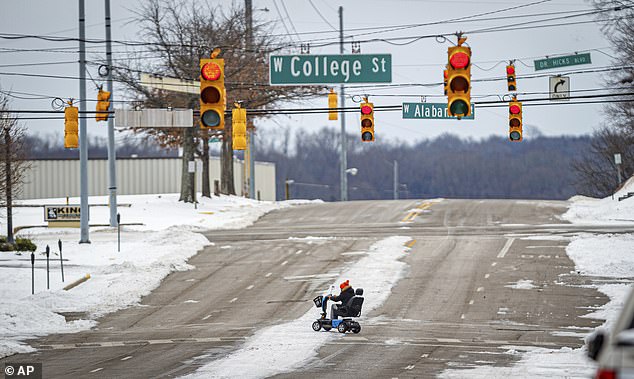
[321,280,355,319]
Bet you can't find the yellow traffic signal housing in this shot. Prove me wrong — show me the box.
[200,57,226,130]
[64,105,79,149]
[506,64,517,91]
[446,44,472,119]
[328,89,338,120]
[360,101,375,142]
[509,98,523,142]
[96,89,111,121]
[232,105,247,150]
[443,68,448,96]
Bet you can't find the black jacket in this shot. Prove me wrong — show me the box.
[331,286,355,305]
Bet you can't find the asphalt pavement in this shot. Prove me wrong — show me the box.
[1,199,625,378]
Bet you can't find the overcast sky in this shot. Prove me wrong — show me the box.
[0,0,615,146]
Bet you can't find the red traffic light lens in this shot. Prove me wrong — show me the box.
[506,66,515,75]
[361,105,373,115]
[450,52,470,69]
[509,104,521,114]
[201,62,222,81]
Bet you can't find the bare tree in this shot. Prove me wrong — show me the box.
[572,126,634,197]
[0,93,31,244]
[111,0,321,201]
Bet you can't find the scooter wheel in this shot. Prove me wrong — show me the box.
[312,321,322,331]
[352,325,361,334]
[337,323,347,333]
[323,325,332,331]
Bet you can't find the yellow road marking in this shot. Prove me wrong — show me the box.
[198,211,214,215]
[405,239,417,248]
[400,201,433,222]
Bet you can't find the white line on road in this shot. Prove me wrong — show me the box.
[295,250,303,255]
[484,274,490,279]
[437,338,462,343]
[405,365,415,370]
[121,356,132,361]
[469,300,474,305]
[265,272,272,278]
[491,262,497,267]
[461,314,465,319]
[421,354,429,358]
[246,285,254,290]
[497,238,515,258]
[89,368,103,373]
[202,314,211,321]
[476,287,484,292]
[281,260,288,266]
[229,297,238,303]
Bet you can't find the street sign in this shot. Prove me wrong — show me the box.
[140,73,198,94]
[402,103,475,120]
[534,53,591,71]
[115,109,193,128]
[549,76,570,101]
[269,54,392,85]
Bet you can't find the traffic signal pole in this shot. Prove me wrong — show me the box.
[79,0,90,243]
[246,0,256,199]
[339,6,348,202]
[105,0,118,227]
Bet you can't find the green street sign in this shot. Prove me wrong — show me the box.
[402,103,475,120]
[534,53,591,71]
[208,137,221,143]
[269,54,392,85]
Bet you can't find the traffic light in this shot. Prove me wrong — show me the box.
[200,55,225,130]
[446,39,472,119]
[506,63,517,92]
[96,89,111,121]
[232,104,247,150]
[509,97,523,142]
[360,99,374,142]
[64,104,79,149]
[328,89,338,120]
[443,68,448,95]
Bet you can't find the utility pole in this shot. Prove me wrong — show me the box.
[393,160,399,200]
[246,0,256,199]
[339,6,347,202]
[79,0,90,243]
[105,0,117,227]
[4,127,13,244]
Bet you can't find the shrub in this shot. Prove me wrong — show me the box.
[15,238,37,252]
[0,237,37,252]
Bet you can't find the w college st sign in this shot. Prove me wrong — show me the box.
[269,54,392,85]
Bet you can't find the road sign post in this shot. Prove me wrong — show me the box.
[402,103,475,120]
[269,54,392,85]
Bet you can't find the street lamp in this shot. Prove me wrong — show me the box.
[345,167,358,176]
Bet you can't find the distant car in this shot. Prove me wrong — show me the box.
[587,286,634,379]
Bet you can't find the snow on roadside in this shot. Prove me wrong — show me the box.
[505,279,536,290]
[0,194,315,358]
[182,236,412,379]
[442,178,634,378]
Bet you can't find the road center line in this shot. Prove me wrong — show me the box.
[281,260,288,266]
[121,356,132,361]
[229,297,238,303]
[265,272,272,278]
[89,368,103,373]
[246,285,254,290]
[202,314,211,320]
[497,238,515,258]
